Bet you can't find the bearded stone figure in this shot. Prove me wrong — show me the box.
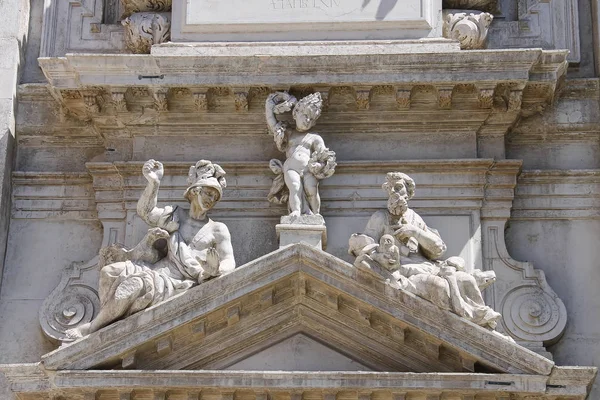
[66,159,235,339]
[349,172,501,329]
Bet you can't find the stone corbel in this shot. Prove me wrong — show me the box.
[437,86,454,109]
[82,91,101,115]
[192,90,209,112]
[443,10,493,50]
[151,88,169,111]
[477,85,496,109]
[233,88,250,112]
[111,89,129,112]
[354,87,372,111]
[122,12,171,54]
[395,87,411,109]
[481,162,567,358]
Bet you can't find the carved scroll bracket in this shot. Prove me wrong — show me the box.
[481,163,567,357]
[39,164,127,344]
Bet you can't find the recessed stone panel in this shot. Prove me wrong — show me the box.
[172,0,442,41]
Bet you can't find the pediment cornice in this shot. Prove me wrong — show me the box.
[41,243,553,376]
[1,364,597,400]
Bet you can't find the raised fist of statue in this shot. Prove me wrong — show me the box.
[142,159,164,184]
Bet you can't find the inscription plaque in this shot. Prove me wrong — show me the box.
[172,0,442,42]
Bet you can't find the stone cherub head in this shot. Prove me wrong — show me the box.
[292,92,323,132]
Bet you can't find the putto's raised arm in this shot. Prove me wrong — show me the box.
[265,92,296,135]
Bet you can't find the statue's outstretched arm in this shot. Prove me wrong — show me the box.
[137,159,175,231]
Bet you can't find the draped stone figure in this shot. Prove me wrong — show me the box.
[349,172,501,329]
[66,159,235,339]
[265,92,336,219]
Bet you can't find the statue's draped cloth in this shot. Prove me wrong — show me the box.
[363,209,499,327]
[98,207,215,316]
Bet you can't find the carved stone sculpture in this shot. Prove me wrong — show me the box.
[122,12,171,54]
[121,0,172,17]
[443,11,493,50]
[266,92,336,222]
[65,159,235,339]
[349,172,502,329]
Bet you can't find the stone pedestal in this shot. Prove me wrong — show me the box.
[276,215,327,250]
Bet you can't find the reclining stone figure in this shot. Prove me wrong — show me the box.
[66,159,235,339]
[349,172,501,329]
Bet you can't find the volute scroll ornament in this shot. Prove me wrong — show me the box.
[122,12,171,54]
[39,259,101,343]
[443,10,493,50]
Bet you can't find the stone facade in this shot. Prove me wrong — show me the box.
[0,0,599,399]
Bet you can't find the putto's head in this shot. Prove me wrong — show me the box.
[184,160,227,211]
[380,234,395,247]
[293,92,323,132]
[382,172,415,216]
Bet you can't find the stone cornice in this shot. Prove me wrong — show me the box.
[11,172,97,220]
[12,160,521,219]
[40,243,552,374]
[35,44,567,141]
[512,169,600,220]
[0,364,596,399]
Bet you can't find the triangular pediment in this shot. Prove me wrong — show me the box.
[41,243,554,376]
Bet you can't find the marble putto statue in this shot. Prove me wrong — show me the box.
[349,172,501,329]
[66,159,235,339]
[266,92,336,221]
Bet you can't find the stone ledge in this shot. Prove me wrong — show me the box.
[0,365,596,399]
[512,169,600,220]
[39,44,567,89]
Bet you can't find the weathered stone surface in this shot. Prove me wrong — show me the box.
[266,92,336,218]
[443,10,493,50]
[122,12,171,54]
[58,159,236,342]
[349,172,502,329]
[172,0,443,42]
[41,243,554,374]
[1,366,597,400]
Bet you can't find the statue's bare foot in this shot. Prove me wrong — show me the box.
[65,322,91,340]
